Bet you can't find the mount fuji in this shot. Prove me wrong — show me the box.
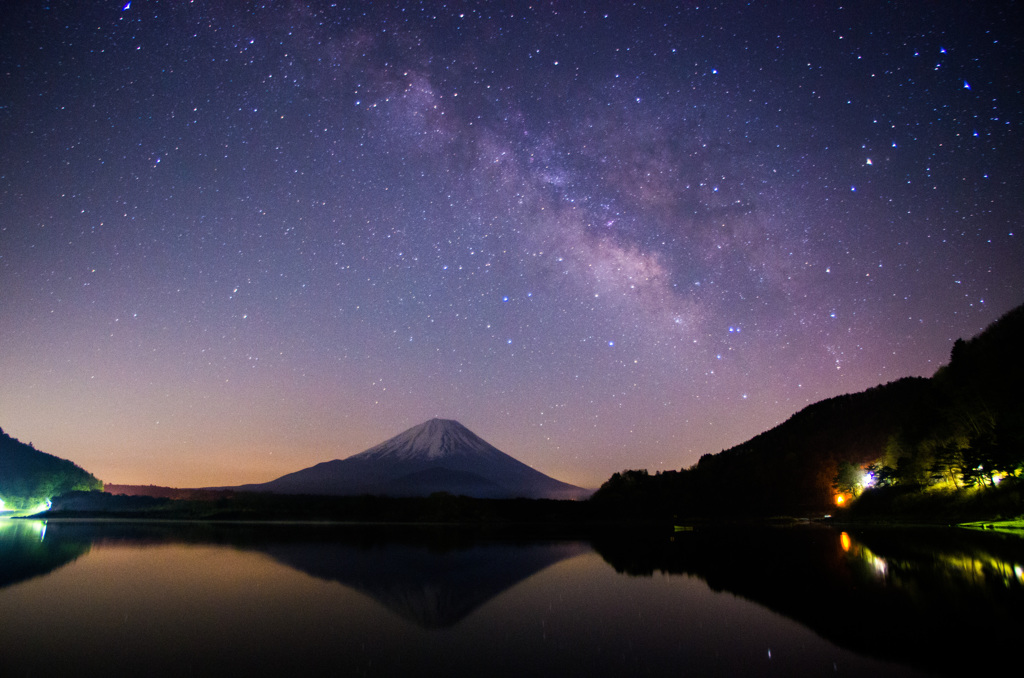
[231,419,591,500]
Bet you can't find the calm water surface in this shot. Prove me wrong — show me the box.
[1,520,1021,677]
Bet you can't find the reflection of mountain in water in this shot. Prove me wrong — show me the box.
[593,526,1024,677]
[257,536,590,628]
[0,520,92,590]
[1,520,589,630]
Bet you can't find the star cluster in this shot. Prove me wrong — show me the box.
[1,1,1021,488]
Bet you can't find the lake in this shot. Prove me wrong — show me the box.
[1,519,1021,677]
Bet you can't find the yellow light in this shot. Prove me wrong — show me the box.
[835,494,845,506]
[840,532,852,552]
[25,499,52,516]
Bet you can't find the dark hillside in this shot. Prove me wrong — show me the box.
[593,377,940,519]
[0,428,103,510]
[693,376,941,514]
[593,303,1024,521]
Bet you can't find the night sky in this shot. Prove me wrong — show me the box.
[2,1,1021,490]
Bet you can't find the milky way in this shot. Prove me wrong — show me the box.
[2,1,1021,488]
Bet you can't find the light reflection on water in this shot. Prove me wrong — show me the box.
[2,521,1020,677]
[840,528,1024,588]
[0,518,47,541]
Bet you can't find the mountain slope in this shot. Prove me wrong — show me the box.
[593,302,1024,518]
[234,419,590,500]
[0,427,103,511]
[592,377,940,518]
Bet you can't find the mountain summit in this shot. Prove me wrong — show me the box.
[356,418,511,463]
[233,419,591,500]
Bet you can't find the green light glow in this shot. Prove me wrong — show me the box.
[0,518,47,541]
[25,499,53,516]
[0,496,52,517]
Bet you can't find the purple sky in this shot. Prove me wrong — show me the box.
[2,1,1021,489]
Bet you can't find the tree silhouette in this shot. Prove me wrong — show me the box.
[0,430,102,510]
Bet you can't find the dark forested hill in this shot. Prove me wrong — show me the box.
[592,303,1024,520]
[0,428,103,511]
[689,376,942,514]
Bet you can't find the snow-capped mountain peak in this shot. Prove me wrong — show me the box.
[234,418,592,500]
[354,418,501,462]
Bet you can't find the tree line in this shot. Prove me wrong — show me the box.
[592,304,1024,521]
[0,428,103,511]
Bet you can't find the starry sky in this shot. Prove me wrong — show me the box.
[1,1,1022,490]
